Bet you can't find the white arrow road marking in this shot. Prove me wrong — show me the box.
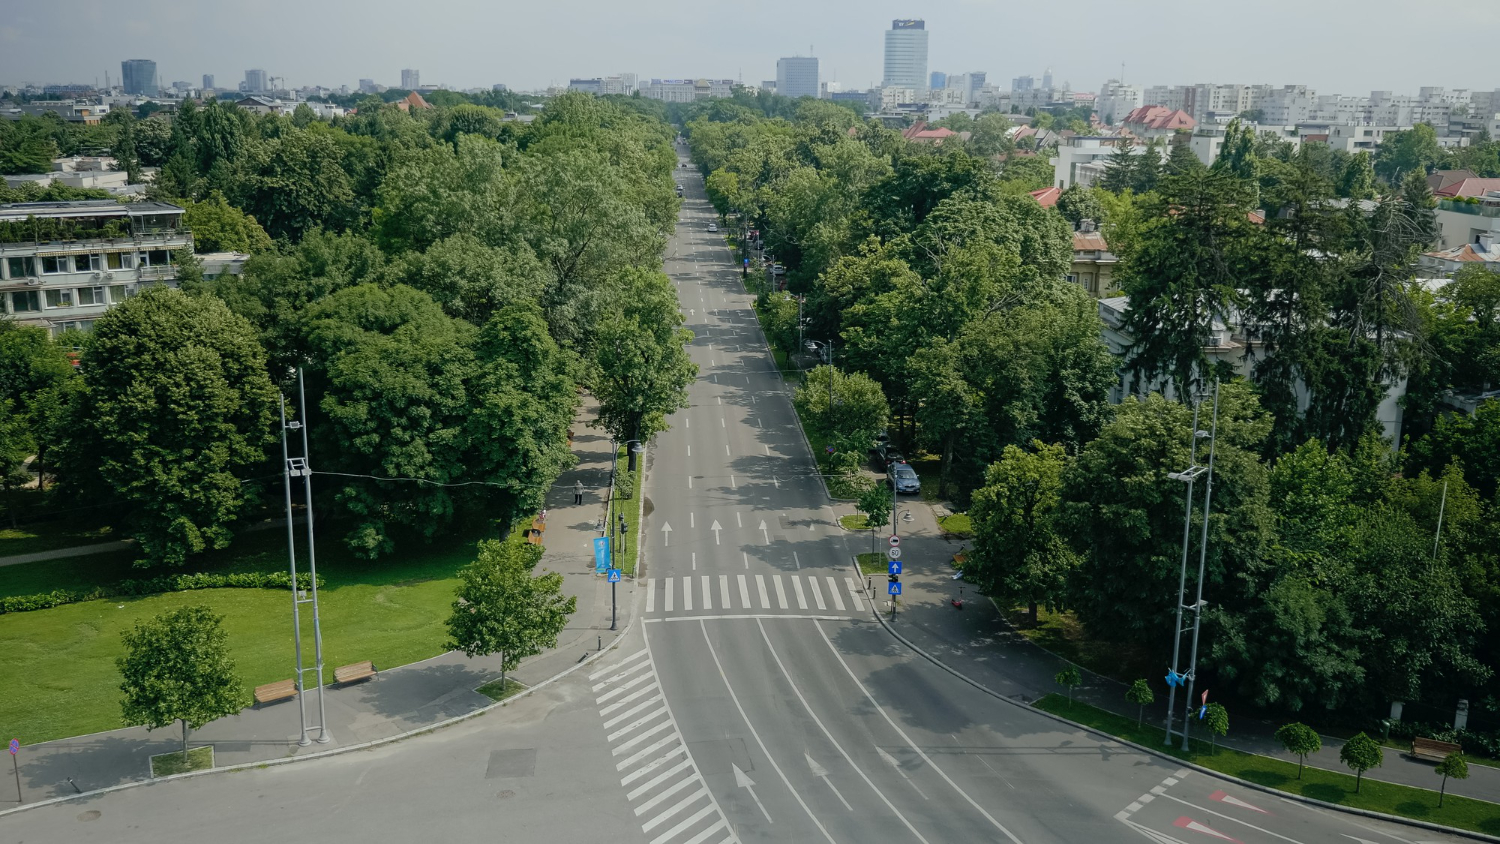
[1172,818,1241,842]
[660,522,672,547]
[1339,838,1382,844]
[1209,791,1266,814]
[758,520,770,544]
[710,520,722,545]
[805,753,852,810]
[876,747,927,799]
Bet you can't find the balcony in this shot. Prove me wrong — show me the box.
[0,231,193,259]
[1437,199,1500,218]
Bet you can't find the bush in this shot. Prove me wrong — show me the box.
[1384,721,1500,760]
[0,571,318,615]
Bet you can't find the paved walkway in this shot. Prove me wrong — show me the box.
[5,398,637,804]
[839,495,1500,804]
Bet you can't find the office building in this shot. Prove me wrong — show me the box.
[882,19,928,94]
[244,69,268,93]
[776,56,819,100]
[202,74,214,90]
[640,79,735,103]
[120,60,158,96]
[0,201,191,337]
[930,71,947,90]
[401,68,420,90]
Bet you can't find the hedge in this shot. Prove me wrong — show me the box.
[1387,719,1500,760]
[0,571,321,615]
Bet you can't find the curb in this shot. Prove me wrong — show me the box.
[852,563,1500,843]
[0,620,637,820]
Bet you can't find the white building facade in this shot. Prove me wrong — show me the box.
[776,57,819,100]
[882,19,928,95]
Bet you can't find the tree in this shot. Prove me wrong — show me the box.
[1339,732,1383,793]
[1165,142,1204,177]
[1373,123,1443,184]
[181,190,273,254]
[589,268,696,445]
[0,400,31,528]
[63,288,278,566]
[1409,399,1500,501]
[1056,183,1105,228]
[1126,679,1155,727]
[117,605,244,763]
[968,442,1076,624]
[794,365,890,455]
[856,481,892,554]
[233,127,357,240]
[1435,752,1469,807]
[1201,702,1228,754]
[446,538,576,691]
[1275,723,1322,779]
[1099,136,1137,194]
[1055,666,1081,705]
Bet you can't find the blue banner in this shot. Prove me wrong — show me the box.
[593,537,611,573]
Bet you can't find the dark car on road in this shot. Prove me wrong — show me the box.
[889,462,920,495]
[873,442,904,470]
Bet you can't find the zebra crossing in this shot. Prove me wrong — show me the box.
[643,574,867,618]
[591,649,738,844]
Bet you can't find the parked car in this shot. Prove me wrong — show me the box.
[707,222,718,232]
[889,462,921,495]
[874,442,904,470]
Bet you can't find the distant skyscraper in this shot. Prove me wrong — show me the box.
[776,56,819,100]
[930,71,947,90]
[1012,75,1035,93]
[244,69,269,92]
[359,78,378,93]
[121,59,158,96]
[1042,67,1054,90]
[401,68,420,90]
[202,74,215,90]
[882,19,928,94]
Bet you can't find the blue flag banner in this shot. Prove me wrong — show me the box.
[593,537,611,573]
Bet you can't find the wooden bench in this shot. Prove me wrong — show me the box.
[524,529,543,545]
[952,549,968,568]
[1410,736,1460,762]
[334,660,378,685]
[531,518,546,534]
[254,679,297,706]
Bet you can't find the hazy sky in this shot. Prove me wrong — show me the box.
[3,0,1498,95]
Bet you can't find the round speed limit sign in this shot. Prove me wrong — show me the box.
[887,547,902,560]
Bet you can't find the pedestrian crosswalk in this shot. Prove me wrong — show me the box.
[643,574,867,618]
[591,649,737,844]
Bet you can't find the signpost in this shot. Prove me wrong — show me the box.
[607,568,621,631]
[888,582,901,596]
[593,536,611,574]
[8,738,19,803]
[887,547,902,560]
[888,535,900,547]
[888,560,902,576]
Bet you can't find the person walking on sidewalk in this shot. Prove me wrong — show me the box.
[574,480,584,505]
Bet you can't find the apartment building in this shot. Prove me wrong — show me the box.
[0,201,190,336]
[640,79,734,103]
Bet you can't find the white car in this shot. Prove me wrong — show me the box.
[707,223,718,233]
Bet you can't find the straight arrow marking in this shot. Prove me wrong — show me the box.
[876,747,927,799]
[1209,791,1266,814]
[710,520,722,545]
[733,760,771,824]
[1172,818,1241,843]
[660,522,672,547]
[805,753,852,811]
[758,520,770,544]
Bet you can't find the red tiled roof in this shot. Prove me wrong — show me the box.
[1426,243,1494,263]
[1428,170,1477,193]
[1434,178,1500,198]
[1030,187,1061,207]
[1122,105,1195,131]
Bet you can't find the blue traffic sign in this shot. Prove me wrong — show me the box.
[888,582,902,596]
[7,738,17,755]
[888,561,902,576]
[593,537,611,574]
[607,568,621,583]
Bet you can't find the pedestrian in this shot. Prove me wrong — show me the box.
[574,479,584,505]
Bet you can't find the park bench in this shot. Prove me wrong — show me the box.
[1410,736,1460,762]
[952,549,968,568]
[334,660,378,685]
[254,679,297,707]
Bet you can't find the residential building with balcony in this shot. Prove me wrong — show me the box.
[0,201,191,337]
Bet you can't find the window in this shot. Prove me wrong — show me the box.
[78,286,107,306]
[40,256,69,274]
[44,288,74,308]
[6,257,35,279]
[106,252,127,270]
[73,254,101,273]
[145,249,170,267]
[10,291,40,313]
[109,283,137,303]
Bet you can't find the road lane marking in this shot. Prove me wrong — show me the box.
[633,769,699,815]
[604,695,665,730]
[608,708,669,742]
[650,804,719,844]
[592,659,652,691]
[742,551,748,569]
[720,575,731,608]
[809,577,827,610]
[598,672,657,704]
[736,512,742,527]
[773,575,788,608]
[792,551,799,569]
[755,575,770,608]
[646,579,656,613]
[813,623,1024,844]
[682,576,693,611]
[701,575,713,610]
[620,745,686,786]
[692,552,696,570]
[691,512,695,528]
[826,578,845,612]
[725,444,731,456]
[1160,794,1302,844]
[589,648,648,680]
[601,682,660,715]
[699,621,836,843]
[627,758,693,800]
[641,787,710,831]
[737,574,751,608]
[664,578,674,612]
[846,579,865,612]
[730,475,736,489]
[793,577,808,609]
[758,620,929,842]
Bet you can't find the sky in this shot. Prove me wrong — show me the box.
[3,0,1499,96]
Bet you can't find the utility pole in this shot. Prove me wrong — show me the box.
[1163,396,1206,746]
[1179,380,1220,752]
[281,369,330,746]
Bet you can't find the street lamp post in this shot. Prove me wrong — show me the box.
[1163,397,1207,746]
[1178,381,1221,752]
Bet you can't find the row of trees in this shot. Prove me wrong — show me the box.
[1,92,696,565]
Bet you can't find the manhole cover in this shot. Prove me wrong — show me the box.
[496,790,515,799]
[78,810,101,822]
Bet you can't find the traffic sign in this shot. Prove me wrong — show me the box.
[7,739,16,755]
[607,568,621,583]
[888,535,900,547]
[887,547,902,560]
[888,582,902,596]
[888,561,902,576]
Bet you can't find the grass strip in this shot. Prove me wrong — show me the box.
[1033,694,1500,836]
[936,512,972,537]
[839,514,870,531]
[149,745,213,777]
[855,552,887,576]
[476,677,527,703]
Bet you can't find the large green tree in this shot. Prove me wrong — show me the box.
[117,605,245,761]
[589,268,696,445]
[447,538,576,691]
[968,441,1076,623]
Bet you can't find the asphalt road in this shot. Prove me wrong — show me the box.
[0,150,1476,844]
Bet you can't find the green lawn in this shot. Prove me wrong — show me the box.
[839,514,870,531]
[1034,695,1500,836]
[610,445,642,577]
[856,552,887,575]
[0,524,121,558]
[0,525,496,744]
[937,512,972,537]
[150,745,213,777]
[476,677,527,702]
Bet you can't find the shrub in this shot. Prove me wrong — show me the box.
[0,571,318,615]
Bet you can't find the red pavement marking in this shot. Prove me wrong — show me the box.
[1173,817,1243,843]
[1209,790,1268,814]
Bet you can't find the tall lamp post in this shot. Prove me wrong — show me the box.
[1163,394,1208,746]
[1178,381,1220,751]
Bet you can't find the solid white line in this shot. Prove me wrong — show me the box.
[755,575,770,608]
[736,512,742,528]
[701,575,712,610]
[642,787,710,832]
[635,775,703,817]
[665,577,675,613]
[737,574,751,608]
[719,575,731,609]
[699,621,836,843]
[793,576,808,609]
[626,758,694,800]
[601,682,661,715]
[1159,794,1307,844]
[608,707,669,742]
[682,576,693,612]
[826,578,845,612]
[604,695,664,730]
[620,745,686,786]
[589,648,648,681]
[773,575,788,609]
[650,803,719,844]
[809,577,827,610]
[646,579,656,613]
[742,551,748,569]
[813,623,1025,844]
[846,579,865,612]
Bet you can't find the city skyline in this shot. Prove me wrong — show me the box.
[2,0,1498,95]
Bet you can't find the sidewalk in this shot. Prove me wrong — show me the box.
[841,496,1500,804]
[4,398,635,805]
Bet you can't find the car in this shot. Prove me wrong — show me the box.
[707,223,718,232]
[889,462,921,495]
[768,263,786,276]
[874,444,905,470]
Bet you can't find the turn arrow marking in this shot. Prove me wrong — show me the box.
[805,753,851,811]
[733,763,772,823]
[710,520,722,545]
[660,522,672,547]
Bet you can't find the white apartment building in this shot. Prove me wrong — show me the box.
[1051,136,1140,190]
[0,201,190,336]
[640,79,735,103]
[882,19,928,94]
[1096,80,1142,125]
